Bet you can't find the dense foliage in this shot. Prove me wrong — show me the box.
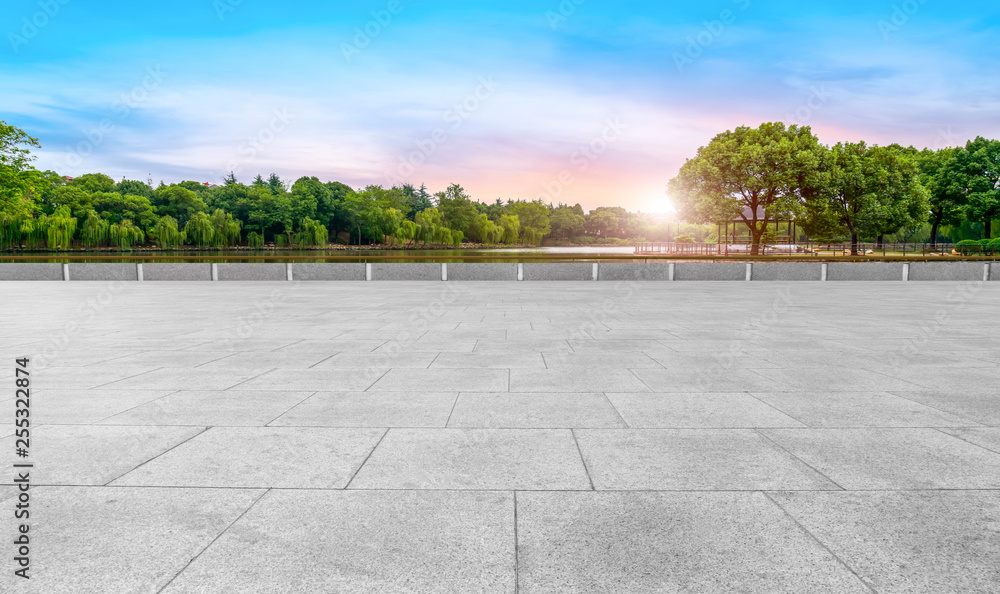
[1,120,997,251]
[669,123,1000,254]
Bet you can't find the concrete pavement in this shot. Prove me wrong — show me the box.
[2,280,999,592]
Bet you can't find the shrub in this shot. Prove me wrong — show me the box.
[987,238,1000,255]
[956,239,982,255]
[675,234,695,244]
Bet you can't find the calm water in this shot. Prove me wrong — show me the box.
[0,246,640,263]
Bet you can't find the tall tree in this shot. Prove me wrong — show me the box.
[115,179,154,198]
[152,185,208,227]
[916,148,967,247]
[668,122,826,255]
[804,142,928,254]
[955,137,1000,239]
[509,200,551,240]
[69,173,116,194]
[0,122,45,220]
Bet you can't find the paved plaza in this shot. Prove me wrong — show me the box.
[2,280,1000,593]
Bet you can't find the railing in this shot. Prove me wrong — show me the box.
[635,242,959,257]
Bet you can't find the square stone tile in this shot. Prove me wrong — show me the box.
[236,368,389,391]
[430,352,546,369]
[31,389,176,424]
[273,339,387,356]
[517,491,870,594]
[762,428,1000,489]
[372,339,478,353]
[509,369,650,393]
[269,391,457,427]
[99,390,314,426]
[753,392,975,427]
[937,427,1000,454]
[474,339,574,353]
[112,427,385,489]
[575,429,838,490]
[348,428,590,490]
[878,367,1000,392]
[0,486,264,594]
[890,390,1000,426]
[607,393,805,428]
[769,491,1000,594]
[100,368,269,391]
[160,490,514,593]
[751,367,927,392]
[539,352,664,369]
[448,393,626,428]
[630,368,780,392]
[31,366,161,390]
[1,425,204,485]
[194,350,336,371]
[369,369,509,392]
[105,350,232,368]
[311,352,438,369]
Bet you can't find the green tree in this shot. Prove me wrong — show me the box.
[210,209,242,246]
[668,122,826,255]
[550,206,586,239]
[289,177,324,225]
[152,216,185,248]
[498,214,520,244]
[0,121,43,220]
[92,193,159,229]
[184,211,215,247]
[509,200,551,242]
[917,148,968,247]
[69,173,115,194]
[115,179,153,198]
[436,183,479,236]
[400,183,433,219]
[804,142,928,254]
[955,137,1000,239]
[267,173,286,196]
[108,219,145,250]
[80,210,110,247]
[152,185,208,227]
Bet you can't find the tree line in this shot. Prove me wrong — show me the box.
[1,121,698,251]
[668,122,1000,254]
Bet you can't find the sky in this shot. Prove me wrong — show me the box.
[2,1,999,213]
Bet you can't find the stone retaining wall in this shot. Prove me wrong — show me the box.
[0,262,995,282]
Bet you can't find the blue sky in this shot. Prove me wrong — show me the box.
[3,0,998,212]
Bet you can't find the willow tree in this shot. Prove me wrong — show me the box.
[184,211,215,247]
[210,209,242,246]
[41,207,77,250]
[109,219,144,250]
[396,220,417,247]
[498,214,520,244]
[247,231,264,248]
[293,217,328,247]
[668,122,826,255]
[80,211,110,247]
[152,216,184,249]
[480,219,500,245]
[415,208,445,246]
